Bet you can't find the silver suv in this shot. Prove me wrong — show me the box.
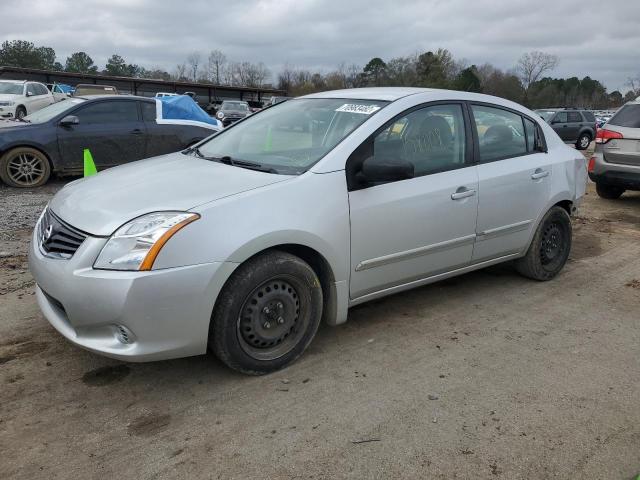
[589,99,640,198]
[29,88,587,374]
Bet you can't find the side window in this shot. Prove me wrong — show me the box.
[26,83,36,96]
[371,103,467,177]
[36,84,48,95]
[140,101,157,121]
[74,101,139,124]
[553,112,568,123]
[567,111,582,123]
[471,105,526,162]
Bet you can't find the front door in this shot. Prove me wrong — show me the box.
[57,99,147,170]
[469,104,551,262]
[348,103,479,299]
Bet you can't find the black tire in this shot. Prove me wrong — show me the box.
[515,206,572,281]
[15,106,26,119]
[209,250,323,375]
[595,183,624,199]
[0,147,51,187]
[575,132,591,150]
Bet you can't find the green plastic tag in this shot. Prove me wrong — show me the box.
[83,149,97,177]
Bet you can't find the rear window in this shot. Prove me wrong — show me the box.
[582,111,595,122]
[608,104,640,128]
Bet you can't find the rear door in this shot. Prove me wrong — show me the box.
[57,99,147,169]
[139,100,188,157]
[471,104,551,262]
[601,104,640,167]
[566,111,583,140]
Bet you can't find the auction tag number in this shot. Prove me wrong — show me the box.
[336,104,381,115]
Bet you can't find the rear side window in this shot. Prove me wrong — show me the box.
[75,101,139,124]
[471,105,526,162]
[140,101,157,121]
[608,104,640,128]
[582,111,595,122]
[567,112,582,123]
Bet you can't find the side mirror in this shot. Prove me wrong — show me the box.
[361,156,414,184]
[59,115,79,127]
[25,91,33,97]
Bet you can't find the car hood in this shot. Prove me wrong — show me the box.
[0,94,20,102]
[49,152,293,236]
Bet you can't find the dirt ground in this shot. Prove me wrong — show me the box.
[1,164,639,479]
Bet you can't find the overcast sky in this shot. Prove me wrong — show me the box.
[2,0,639,92]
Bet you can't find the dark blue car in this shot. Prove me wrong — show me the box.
[0,95,220,187]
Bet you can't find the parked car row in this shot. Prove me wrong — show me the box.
[0,94,221,187]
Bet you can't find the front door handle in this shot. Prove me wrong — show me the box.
[451,187,477,200]
[531,169,549,180]
[130,128,143,135]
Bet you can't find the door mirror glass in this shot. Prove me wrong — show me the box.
[59,115,79,126]
[361,156,414,183]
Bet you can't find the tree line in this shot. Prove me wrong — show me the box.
[1,39,638,108]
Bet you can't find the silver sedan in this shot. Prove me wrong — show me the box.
[29,87,588,374]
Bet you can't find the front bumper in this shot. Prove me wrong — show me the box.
[0,106,14,118]
[28,227,237,362]
[589,152,640,190]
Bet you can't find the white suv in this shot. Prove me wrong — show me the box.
[0,80,55,119]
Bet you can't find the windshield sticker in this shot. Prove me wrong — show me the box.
[335,104,381,115]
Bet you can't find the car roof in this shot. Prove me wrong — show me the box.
[302,87,435,102]
[0,79,26,83]
[76,94,154,102]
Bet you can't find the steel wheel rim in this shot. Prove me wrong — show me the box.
[236,275,308,361]
[7,152,46,186]
[540,222,564,266]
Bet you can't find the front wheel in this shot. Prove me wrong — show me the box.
[0,147,51,187]
[576,133,591,150]
[515,206,572,281]
[209,250,323,375]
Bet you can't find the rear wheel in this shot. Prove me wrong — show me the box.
[209,250,323,375]
[595,183,624,199]
[515,206,572,281]
[0,147,51,187]
[576,133,591,150]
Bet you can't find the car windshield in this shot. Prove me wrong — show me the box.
[196,98,388,174]
[222,102,249,111]
[0,82,23,95]
[536,110,556,121]
[24,98,85,123]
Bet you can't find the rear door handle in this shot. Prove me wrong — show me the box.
[531,169,549,180]
[451,187,477,200]
[130,128,143,135]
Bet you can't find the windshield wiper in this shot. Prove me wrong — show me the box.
[191,150,278,174]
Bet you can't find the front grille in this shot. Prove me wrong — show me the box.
[37,208,87,259]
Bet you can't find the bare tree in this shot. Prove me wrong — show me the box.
[173,63,187,81]
[516,51,559,90]
[626,75,640,97]
[186,51,201,81]
[207,50,226,84]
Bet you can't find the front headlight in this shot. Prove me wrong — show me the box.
[94,212,200,271]
[0,101,15,106]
